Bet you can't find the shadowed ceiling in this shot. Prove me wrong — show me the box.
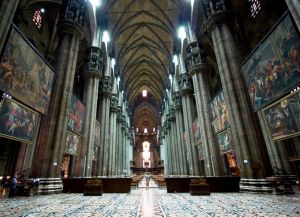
[101,0,186,130]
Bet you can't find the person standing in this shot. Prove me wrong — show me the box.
[145,173,150,190]
[9,176,17,197]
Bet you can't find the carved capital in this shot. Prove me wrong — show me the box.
[179,73,193,95]
[110,95,118,112]
[99,76,112,96]
[202,5,234,34]
[117,109,123,123]
[172,91,182,110]
[168,106,175,122]
[186,42,208,76]
[84,46,103,78]
[58,0,87,37]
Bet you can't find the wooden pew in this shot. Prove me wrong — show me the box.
[189,178,210,195]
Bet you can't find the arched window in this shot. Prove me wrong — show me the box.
[248,0,261,18]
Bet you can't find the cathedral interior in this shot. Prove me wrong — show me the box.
[0,0,300,216]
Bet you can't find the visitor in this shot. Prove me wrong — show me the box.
[9,176,17,198]
[33,176,40,195]
[1,176,8,196]
[145,173,150,190]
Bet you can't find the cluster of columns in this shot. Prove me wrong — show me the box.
[160,0,300,183]
[0,0,135,191]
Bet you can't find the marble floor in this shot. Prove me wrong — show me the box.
[0,179,300,217]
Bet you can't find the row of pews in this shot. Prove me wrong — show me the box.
[151,175,166,188]
[130,174,144,189]
[62,176,240,196]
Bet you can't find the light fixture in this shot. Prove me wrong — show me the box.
[89,0,101,8]
[144,128,148,134]
[111,58,116,68]
[142,90,147,97]
[102,30,110,44]
[178,26,187,40]
[173,54,178,66]
[40,8,45,13]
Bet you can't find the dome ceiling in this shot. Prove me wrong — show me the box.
[101,0,184,130]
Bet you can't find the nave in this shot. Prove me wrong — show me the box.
[1,178,300,217]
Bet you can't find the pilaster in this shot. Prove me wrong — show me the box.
[186,41,221,176]
[98,75,112,175]
[83,46,103,176]
[34,0,87,181]
[179,73,199,176]
[173,92,188,175]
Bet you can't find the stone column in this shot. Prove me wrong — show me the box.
[203,1,267,179]
[0,0,19,53]
[285,0,300,29]
[122,114,127,175]
[116,107,123,175]
[98,76,111,176]
[83,47,103,176]
[257,111,284,173]
[173,92,188,175]
[179,73,199,176]
[164,117,172,175]
[108,94,118,176]
[169,106,180,175]
[186,42,221,176]
[160,126,168,175]
[34,0,86,179]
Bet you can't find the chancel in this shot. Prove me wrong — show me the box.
[0,0,300,216]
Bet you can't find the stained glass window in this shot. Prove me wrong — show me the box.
[33,10,42,29]
[249,0,261,18]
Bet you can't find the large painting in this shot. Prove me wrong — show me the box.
[67,95,85,134]
[94,120,100,145]
[0,97,39,143]
[192,118,201,145]
[65,130,81,156]
[0,27,55,114]
[217,129,233,154]
[264,90,300,141]
[208,90,230,134]
[242,14,300,110]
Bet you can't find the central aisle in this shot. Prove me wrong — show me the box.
[0,178,299,216]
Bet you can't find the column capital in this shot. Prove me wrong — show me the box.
[84,46,103,79]
[110,94,118,112]
[121,116,127,130]
[168,106,175,122]
[201,0,234,34]
[179,73,193,95]
[186,42,208,76]
[58,0,87,38]
[99,75,112,97]
[117,108,123,123]
[172,91,182,110]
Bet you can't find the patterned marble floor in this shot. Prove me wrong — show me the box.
[1,184,300,217]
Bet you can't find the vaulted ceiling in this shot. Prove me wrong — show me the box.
[101,0,188,130]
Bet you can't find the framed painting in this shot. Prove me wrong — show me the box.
[208,90,230,134]
[217,129,233,154]
[0,27,55,114]
[242,14,300,110]
[263,90,300,141]
[67,95,85,134]
[64,130,82,156]
[0,97,39,143]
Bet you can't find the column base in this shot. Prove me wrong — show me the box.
[240,178,272,194]
[39,178,63,195]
